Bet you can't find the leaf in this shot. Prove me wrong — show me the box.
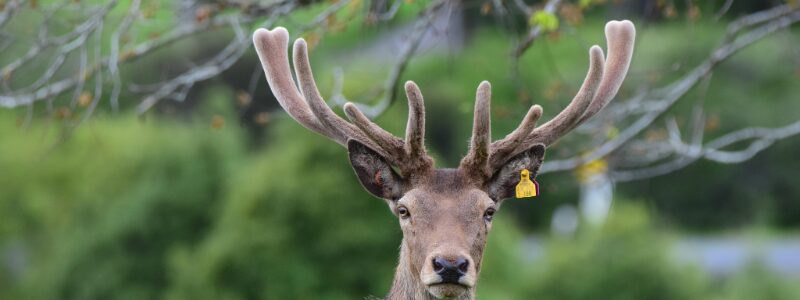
[195,5,213,23]
[236,91,251,107]
[2,68,11,81]
[575,159,608,183]
[529,11,559,32]
[78,91,92,107]
[55,107,72,120]
[664,4,677,18]
[254,112,271,126]
[560,4,584,26]
[687,4,701,22]
[211,115,225,130]
[481,1,492,15]
[606,126,619,139]
[303,32,321,50]
[705,114,720,132]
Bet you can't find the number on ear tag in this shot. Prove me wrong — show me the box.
[515,169,539,198]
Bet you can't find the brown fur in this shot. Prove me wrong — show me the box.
[349,142,544,299]
[386,170,490,300]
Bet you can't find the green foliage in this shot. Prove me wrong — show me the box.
[1,114,798,299]
[165,122,401,300]
[475,217,536,300]
[717,261,800,300]
[0,113,243,299]
[530,11,559,32]
[525,204,709,300]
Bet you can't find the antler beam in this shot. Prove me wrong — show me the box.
[253,28,433,178]
[255,21,634,183]
[460,20,636,180]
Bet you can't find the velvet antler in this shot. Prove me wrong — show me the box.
[459,20,636,180]
[253,28,433,178]
[254,21,634,184]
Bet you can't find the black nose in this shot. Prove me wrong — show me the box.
[432,257,469,284]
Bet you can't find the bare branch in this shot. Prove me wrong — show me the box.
[540,6,800,175]
[514,0,562,58]
[81,22,105,123]
[109,0,142,113]
[330,0,448,118]
[375,0,404,22]
[299,0,352,32]
[611,120,800,182]
[1,0,797,184]
[0,0,25,29]
[136,17,252,114]
[714,0,735,21]
[0,2,285,109]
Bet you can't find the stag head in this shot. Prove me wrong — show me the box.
[253,20,635,299]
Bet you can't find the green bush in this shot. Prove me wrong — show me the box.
[524,204,709,300]
[0,113,534,299]
[1,113,798,300]
[717,261,800,300]
[0,114,242,300]
[165,122,401,300]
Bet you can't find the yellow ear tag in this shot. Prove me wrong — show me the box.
[515,169,539,198]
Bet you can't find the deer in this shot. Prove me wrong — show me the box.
[252,20,635,300]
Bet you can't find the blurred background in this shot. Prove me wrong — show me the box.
[1,0,800,299]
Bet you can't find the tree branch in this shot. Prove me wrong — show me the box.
[329,0,448,118]
[540,5,800,177]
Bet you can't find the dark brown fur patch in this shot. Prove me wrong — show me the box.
[374,170,384,187]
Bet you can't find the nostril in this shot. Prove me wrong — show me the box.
[433,256,469,284]
[432,258,444,273]
[456,258,469,274]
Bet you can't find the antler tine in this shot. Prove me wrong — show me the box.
[253,28,339,142]
[254,27,394,160]
[293,38,367,145]
[403,82,431,162]
[576,20,636,124]
[485,43,604,170]
[254,26,434,176]
[344,81,435,175]
[487,104,543,170]
[485,20,634,174]
[523,44,606,146]
[460,81,493,178]
[531,20,635,146]
[343,103,406,163]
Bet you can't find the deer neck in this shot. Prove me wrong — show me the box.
[386,240,475,300]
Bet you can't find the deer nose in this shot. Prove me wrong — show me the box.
[432,256,469,283]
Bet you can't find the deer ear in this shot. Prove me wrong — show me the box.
[348,140,404,201]
[486,144,546,201]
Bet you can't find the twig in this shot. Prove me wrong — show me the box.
[330,0,448,118]
[109,0,142,113]
[135,17,251,114]
[611,120,800,181]
[0,8,260,108]
[714,0,735,21]
[513,0,562,58]
[539,5,800,175]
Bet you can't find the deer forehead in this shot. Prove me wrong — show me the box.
[400,188,493,221]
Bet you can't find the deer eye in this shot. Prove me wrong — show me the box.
[484,207,496,222]
[397,205,410,219]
